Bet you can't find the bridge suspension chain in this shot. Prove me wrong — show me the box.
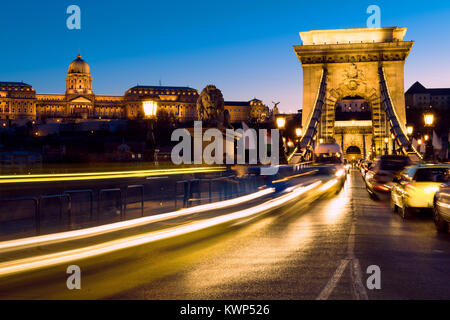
[378,67,422,159]
[300,68,328,149]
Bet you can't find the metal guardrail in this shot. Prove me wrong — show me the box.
[0,197,40,235]
[124,185,144,217]
[0,164,316,240]
[98,188,122,222]
[39,194,70,232]
[64,189,94,224]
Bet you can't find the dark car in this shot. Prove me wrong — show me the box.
[360,160,372,178]
[364,155,411,201]
[433,183,450,233]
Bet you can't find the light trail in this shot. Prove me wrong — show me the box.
[0,167,226,184]
[0,188,275,253]
[0,181,324,278]
[319,179,339,192]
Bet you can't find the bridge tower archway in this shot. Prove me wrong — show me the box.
[294,27,415,157]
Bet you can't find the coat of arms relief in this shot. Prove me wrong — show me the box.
[327,63,375,104]
[342,63,367,92]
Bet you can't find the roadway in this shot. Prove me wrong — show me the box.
[112,169,450,300]
[1,169,449,300]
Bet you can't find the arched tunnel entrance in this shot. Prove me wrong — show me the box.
[346,146,362,161]
[334,96,373,160]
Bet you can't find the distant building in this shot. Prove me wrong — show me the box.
[336,98,370,113]
[0,54,199,123]
[0,82,36,122]
[0,54,268,125]
[405,81,450,108]
[405,81,450,134]
[224,99,269,122]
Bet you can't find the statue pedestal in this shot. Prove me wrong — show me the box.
[186,127,241,164]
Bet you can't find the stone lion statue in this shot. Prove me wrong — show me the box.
[197,85,231,128]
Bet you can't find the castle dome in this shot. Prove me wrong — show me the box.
[68,54,90,74]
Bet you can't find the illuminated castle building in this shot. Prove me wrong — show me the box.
[0,55,199,123]
[0,55,268,125]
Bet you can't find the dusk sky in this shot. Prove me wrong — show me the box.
[2,0,450,113]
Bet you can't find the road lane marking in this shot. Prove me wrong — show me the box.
[350,258,369,300]
[316,172,369,300]
[316,259,350,300]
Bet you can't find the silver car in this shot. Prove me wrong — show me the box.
[433,183,450,233]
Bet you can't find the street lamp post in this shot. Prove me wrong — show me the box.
[406,124,414,152]
[391,133,396,155]
[295,127,303,156]
[384,137,389,155]
[143,100,158,151]
[423,111,435,162]
[276,116,287,163]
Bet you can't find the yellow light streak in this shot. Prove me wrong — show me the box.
[0,167,226,184]
[272,170,316,184]
[0,188,275,253]
[319,179,339,192]
[0,181,324,277]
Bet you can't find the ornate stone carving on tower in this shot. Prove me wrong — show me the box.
[342,63,366,92]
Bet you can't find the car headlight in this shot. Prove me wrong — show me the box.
[425,186,439,194]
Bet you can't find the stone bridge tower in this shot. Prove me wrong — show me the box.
[294,27,414,158]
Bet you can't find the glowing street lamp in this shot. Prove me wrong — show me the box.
[384,137,389,155]
[295,127,302,137]
[276,117,286,129]
[406,125,413,136]
[406,125,414,152]
[424,112,434,127]
[276,117,287,163]
[143,101,158,118]
[142,101,158,151]
[423,111,435,161]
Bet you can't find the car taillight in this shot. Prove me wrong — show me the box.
[375,184,390,191]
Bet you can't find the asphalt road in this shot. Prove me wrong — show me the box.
[2,169,449,300]
[109,169,450,300]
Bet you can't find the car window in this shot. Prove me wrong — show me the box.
[399,167,415,180]
[415,168,450,182]
[404,167,416,179]
[379,158,410,171]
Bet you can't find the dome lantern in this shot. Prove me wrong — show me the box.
[68,54,91,74]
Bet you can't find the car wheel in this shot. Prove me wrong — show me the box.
[366,186,376,200]
[400,201,413,219]
[433,203,449,233]
[390,196,398,213]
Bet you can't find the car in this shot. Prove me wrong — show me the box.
[360,160,372,178]
[364,155,411,201]
[432,184,450,232]
[390,164,450,219]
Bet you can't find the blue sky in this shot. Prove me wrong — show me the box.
[1,0,450,112]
